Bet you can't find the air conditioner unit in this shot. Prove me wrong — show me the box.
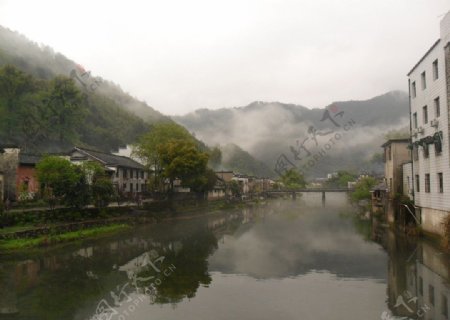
[431,119,439,128]
[417,127,425,134]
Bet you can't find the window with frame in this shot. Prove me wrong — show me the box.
[412,81,417,98]
[438,173,444,193]
[421,71,427,90]
[423,143,429,158]
[413,112,418,128]
[442,294,448,318]
[423,105,428,124]
[433,59,439,80]
[429,285,435,306]
[415,175,420,192]
[425,174,430,193]
[435,96,441,118]
[413,145,419,160]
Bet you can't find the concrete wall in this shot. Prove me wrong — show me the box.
[409,13,450,237]
[402,162,413,199]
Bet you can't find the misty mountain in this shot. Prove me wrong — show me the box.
[0,25,168,124]
[220,143,274,177]
[174,91,410,178]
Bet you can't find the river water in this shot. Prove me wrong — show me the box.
[0,194,449,320]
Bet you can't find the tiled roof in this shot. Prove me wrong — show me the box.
[74,147,145,169]
[19,154,42,165]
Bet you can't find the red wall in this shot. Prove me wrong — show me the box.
[16,165,39,195]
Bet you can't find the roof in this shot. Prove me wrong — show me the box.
[407,39,441,76]
[381,139,410,148]
[73,147,145,169]
[19,154,42,165]
[371,182,388,192]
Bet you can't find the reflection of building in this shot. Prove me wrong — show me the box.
[408,12,450,236]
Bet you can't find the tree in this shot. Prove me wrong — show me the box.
[82,162,114,208]
[43,76,85,143]
[133,122,195,191]
[36,156,88,208]
[0,65,36,138]
[325,171,357,188]
[351,176,377,202]
[280,169,306,189]
[208,146,222,170]
[157,139,209,195]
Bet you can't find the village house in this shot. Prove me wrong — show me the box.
[407,12,450,236]
[0,145,43,201]
[69,147,148,196]
[371,139,411,225]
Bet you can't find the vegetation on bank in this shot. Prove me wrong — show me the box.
[0,224,130,250]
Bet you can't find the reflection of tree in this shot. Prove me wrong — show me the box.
[136,231,218,304]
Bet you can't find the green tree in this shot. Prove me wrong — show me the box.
[325,171,357,188]
[157,139,210,195]
[36,156,87,208]
[280,169,306,189]
[207,146,222,170]
[43,76,85,143]
[133,122,195,191]
[351,176,377,201]
[82,162,114,208]
[0,65,35,138]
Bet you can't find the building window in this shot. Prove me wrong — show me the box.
[438,173,444,193]
[433,59,439,80]
[423,143,429,158]
[136,183,139,192]
[130,183,133,192]
[429,285,435,306]
[425,174,430,193]
[421,71,427,90]
[412,81,417,98]
[423,105,428,124]
[434,96,440,118]
[122,183,126,191]
[413,145,419,160]
[413,112,418,128]
[407,176,410,190]
[141,184,145,192]
[124,169,128,179]
[389,178,392,191]
[141,171,144,179]
[115,168,119,178]
[442,294,448,318]
[416,175,420,192]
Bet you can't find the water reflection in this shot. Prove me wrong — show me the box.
[0,197,449,319]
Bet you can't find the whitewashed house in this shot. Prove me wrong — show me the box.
[69,147,148,196]
[408,12,450,236]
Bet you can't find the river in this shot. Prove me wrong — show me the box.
[0,194,449,320]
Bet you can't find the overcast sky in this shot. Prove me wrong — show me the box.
[0,0,448,115]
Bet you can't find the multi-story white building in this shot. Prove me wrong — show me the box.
[408,12,450,236]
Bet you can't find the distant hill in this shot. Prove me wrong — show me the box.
[220,143,274,177]
[174,91,410,178]
[0,25,174,153]
[0,25,168,124]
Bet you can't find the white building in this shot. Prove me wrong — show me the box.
[408,12,450,236]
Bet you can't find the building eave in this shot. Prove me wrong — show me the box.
[407,39,441,76]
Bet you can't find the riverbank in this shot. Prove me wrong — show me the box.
[0,224,130,250]
[0,198,262,251]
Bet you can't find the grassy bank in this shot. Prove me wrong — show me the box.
[0,224,130,251]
